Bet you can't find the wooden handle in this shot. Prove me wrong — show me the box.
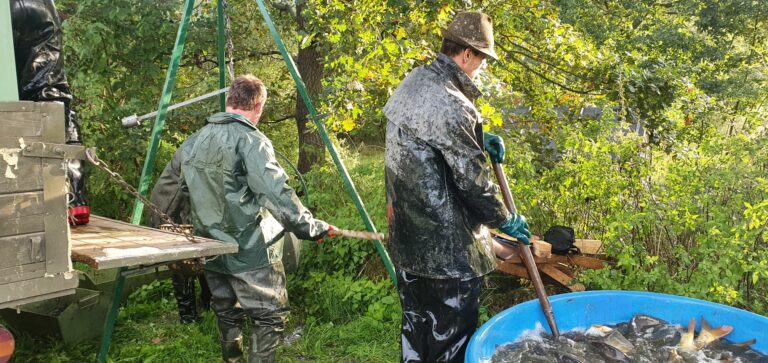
[491,162,560,337]
[328,228,385,241]
[492,164,517,214]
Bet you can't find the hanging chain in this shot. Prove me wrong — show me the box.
[84,148,198,243]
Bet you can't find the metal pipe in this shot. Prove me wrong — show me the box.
[492,163,560,337]
[121,87,229,128]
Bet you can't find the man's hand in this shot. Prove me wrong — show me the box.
[483,132,505,164]
[499,214,531,245]
[316,225,339,244]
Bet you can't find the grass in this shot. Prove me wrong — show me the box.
[5,278,402,363]
[5,272,543,362]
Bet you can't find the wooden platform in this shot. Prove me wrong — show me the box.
[493,232,609,292]
[70,216,238,270]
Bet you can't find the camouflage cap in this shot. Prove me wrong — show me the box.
[441,11,498,60]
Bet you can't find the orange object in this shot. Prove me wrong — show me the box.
[0,325,14,363]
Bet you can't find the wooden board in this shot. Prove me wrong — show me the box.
[531,239,552,258]
[538,264,586,291]
[494,237,608,291]
[0,191,45,237]
[70,216,239,270]
[491,230,551,258]
[574,239,604,255]
[549,255,607,270]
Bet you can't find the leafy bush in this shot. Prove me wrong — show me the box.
[290,271,399,325]
[503,112,768,314]
[297,144,389,277]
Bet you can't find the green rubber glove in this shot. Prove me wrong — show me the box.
[483,132,505,164]
[499,214,531,245]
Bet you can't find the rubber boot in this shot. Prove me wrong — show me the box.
[199,274,212,311]
[219,322,244,363]
[248,325,280,363]
[172,273,199,324]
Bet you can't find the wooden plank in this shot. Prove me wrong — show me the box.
[71,216,239,270]
[0,271,78,309]
[0,101,44,138]
[0,191,45,237]
[498,254,549,265]
[0,216,45,237]
[41,150,69,274]
[539,264,586,291]
[553,264,576,278]
[496,260,530,279]
[0,232,45,268]
[40,102,65,144]
[549,255,607,270]
[492,230,551,258]
[575,239,604,255]
[0,138,43,194]
[0,262,46,285]
[531,239,552,258]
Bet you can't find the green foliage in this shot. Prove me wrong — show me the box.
[280,316,399,362]
[504,111,768,313]
[290,272,399,325]
[297,145,388,275]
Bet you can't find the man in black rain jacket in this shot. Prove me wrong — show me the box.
[12,0,89,225]
[384,11,532,362]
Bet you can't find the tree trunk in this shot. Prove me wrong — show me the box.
[295,5,325,173]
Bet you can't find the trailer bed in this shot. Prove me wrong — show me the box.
[70,216,237,270]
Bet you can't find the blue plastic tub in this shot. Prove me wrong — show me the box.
[466,290,768,362]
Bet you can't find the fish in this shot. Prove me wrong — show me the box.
[630,314,667,334]
[556,353,583,363]
[587,324,635,354]
[648,324,681,346]
[678,318,697,350]
[586,324,615,336]
[667,348,684,363]
[492,315,763,363]
[694,317,733,350]
[590,341,633,362]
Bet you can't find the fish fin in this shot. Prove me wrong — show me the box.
[733,338,757,348]
[695,317,733,349]
[678,318,696,350]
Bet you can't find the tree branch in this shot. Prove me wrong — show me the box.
[503,51,607,95]
[262,114,296,124]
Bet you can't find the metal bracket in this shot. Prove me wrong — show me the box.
[22,142,88,160]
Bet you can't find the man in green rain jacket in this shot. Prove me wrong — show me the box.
[177,75,333,362]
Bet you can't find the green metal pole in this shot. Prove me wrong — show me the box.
[0,0,19,101]
[96,267,127,363]
[130,0,196,224]
[253,0,397,286]
[217,0,227,111]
